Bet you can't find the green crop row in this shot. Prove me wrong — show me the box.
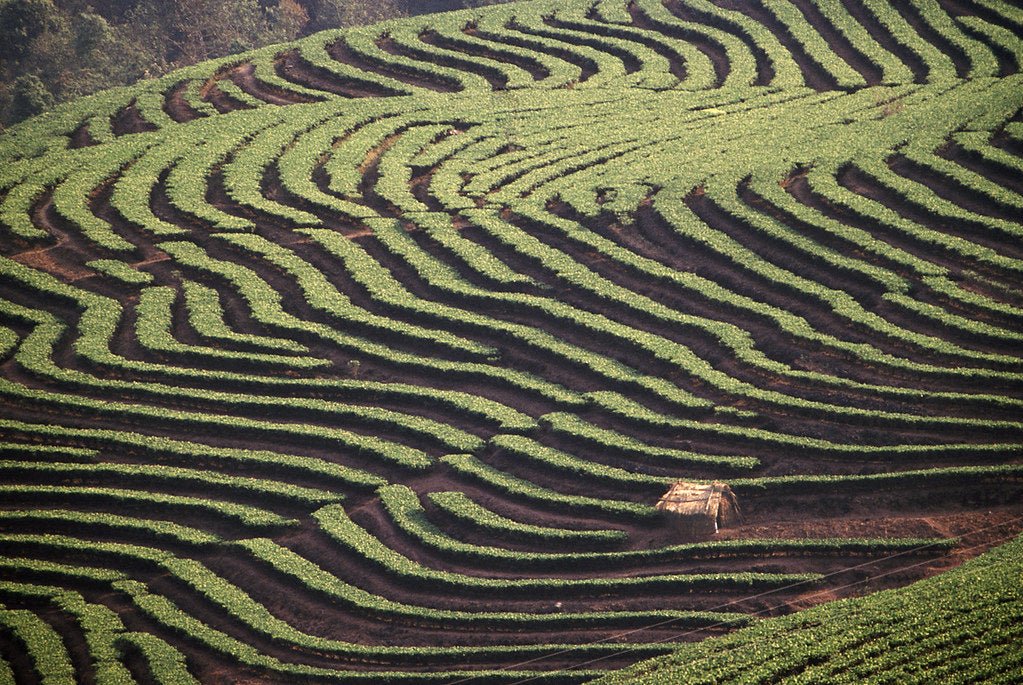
[0,603,77,685]
[382,484,954,571]
[314,503,822,595]
[469,205,1023,426]
[0,543,672,670]
[594,533,1023,685]
[337,28,468,94]
[539,412,756,470]
[700,179,1023,365]
[0,486,294,529]
[753,169,1023,323]
[161,239,579,404]
[585,389,1023,458]
[442,453,660,520]
[0,294,438,470]
[489,433,674,487]
[296,34,417,96]
[426,490,627,544]
[0,417,386,490]
[387,22,517,92]
[731,462,1023,494]
[422,16,578,90]
[180,280,312,354]
[0,581,200,685]
[3,271,537,437]
[238,536,753,629]
[631,0,760,89]
[806,160,1023,276]
[87,259,154,285]
[0,460,340,506]
[0,441,97,461]
[366,215,715,411]
[548,8,717,90]
[812,0,914,83]
[136,285,329,368]
[308,222,717,410]
[759,0,866,89]
[0,509,221,547]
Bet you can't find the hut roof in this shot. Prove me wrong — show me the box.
[656,481,732,517]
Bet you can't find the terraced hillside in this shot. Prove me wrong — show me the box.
[1,0,1022,683]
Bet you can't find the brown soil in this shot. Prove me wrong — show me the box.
[68,122,97,149]
[787,0,884,85]
[163,82,206,124]
[434,25,552,81]
[665,0,774,85]
[275,50,405,99]
[711,0,840,90]
[841,0,929,82]
[629,0,729,87]
[469,21,600,84]
[110,100,158,136]
[227,62,322,106]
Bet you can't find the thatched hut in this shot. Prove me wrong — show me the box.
[656,481,741,535]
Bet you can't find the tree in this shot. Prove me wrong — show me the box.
[0,0,59,62]
[6,73,54,122]
[124,0,303,65]
[73,11,113,56]
[304,0,404,32]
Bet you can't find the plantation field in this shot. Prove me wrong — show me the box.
[0,0,1022,682]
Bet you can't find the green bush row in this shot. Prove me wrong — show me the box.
[0,509,221,547]
[426,490,627,544]
[314,503,821,594]
[238,536,752,629]
[382,484,954,571]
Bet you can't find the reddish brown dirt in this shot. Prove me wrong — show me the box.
[227,62,322,106]
[471,21,600,84]
[629,0,729,87]
[110,100,158,136]
[664,0,774,85]
[163,82,206,124]
[841,0,929,82]
[429,25,552,81]
[325,38,460,93]
[68,122,97,149]
[274,50,405,99]
[712,0,840,90]
[788,0,884,85]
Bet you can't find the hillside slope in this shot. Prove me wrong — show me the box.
[0,0,1022,683]
[594,531,1023,684]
